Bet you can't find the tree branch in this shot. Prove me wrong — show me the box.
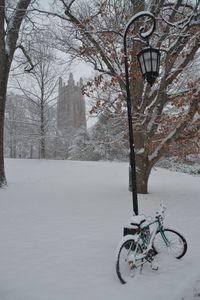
[166,33,200,85]
[64,7,120,80]
[6,0,32,59]
[16,44,34,72]
[148,93,199,165]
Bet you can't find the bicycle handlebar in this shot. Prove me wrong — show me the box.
[155,203,166,219]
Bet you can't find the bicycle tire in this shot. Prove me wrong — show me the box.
[153,228,187,259]
[116,238,143,284]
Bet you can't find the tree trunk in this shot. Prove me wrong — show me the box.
[30,145,33,159]
[136,156,152,194]
[40,94,46,159]
[129,155,152,194]
[129,129,152,194]
[0,0,32,187]
[0,68,9,186]
[40,134,46,159]
[0,113,6,186]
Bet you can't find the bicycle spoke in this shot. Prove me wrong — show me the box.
[153,229,187,259]
[116,239,144,284]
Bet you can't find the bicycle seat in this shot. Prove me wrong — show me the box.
[130,215,146,226]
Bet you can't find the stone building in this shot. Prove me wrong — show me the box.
[57,73,87,135]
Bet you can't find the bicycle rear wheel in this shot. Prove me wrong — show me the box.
[116,238,143,284]
[153,228,187,259]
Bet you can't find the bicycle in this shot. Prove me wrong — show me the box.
[116,204,187,284]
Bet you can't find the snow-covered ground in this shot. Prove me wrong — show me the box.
[0,159,199,300]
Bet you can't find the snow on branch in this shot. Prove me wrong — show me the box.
[166,33,200,85]
[148,94,199,163]
[148,127,180,161]
[160,1,199,29]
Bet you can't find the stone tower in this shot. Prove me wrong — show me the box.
[57,73,87,134]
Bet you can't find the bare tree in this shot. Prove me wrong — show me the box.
[4,93,37,158]
[12,34,61,159]
[48,0,200,193]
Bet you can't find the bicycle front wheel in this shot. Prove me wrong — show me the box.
[153,228,187,259]
[116,238,143,284]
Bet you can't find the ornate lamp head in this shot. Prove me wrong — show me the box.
[137,46,161,86]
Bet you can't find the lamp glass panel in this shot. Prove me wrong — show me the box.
[138,53,146,74]
[143,51,152,72]
[151,51,158,72]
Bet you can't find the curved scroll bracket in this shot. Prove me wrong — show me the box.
[123,11,156,44]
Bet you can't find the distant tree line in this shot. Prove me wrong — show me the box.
[4,93,129,161]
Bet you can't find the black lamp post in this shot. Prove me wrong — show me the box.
[123,12,160,215]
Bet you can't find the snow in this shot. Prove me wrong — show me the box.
[136,147,145,154]
[124,11,155,39]
[148,127,179,161]
[0,158,200,300]
[130,215,146,224]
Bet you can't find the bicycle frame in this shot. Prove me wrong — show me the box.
[131,216,170,264]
